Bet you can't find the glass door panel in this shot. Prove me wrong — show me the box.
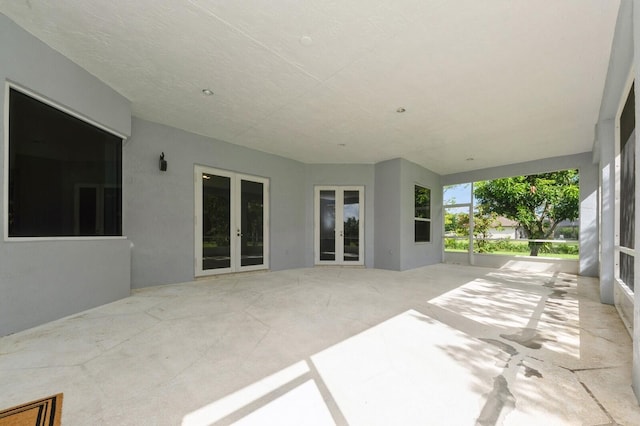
[202,173,231,270]
[343,190,360,262]
[240,179,265,267]
[196,166,269,276]
[319,190,336,261]
[315,186,364,265]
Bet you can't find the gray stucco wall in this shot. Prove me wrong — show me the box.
[374,159,402,270]
[125,118,307,288]
[373,158,443,271]
[304,164,375,267]
[400,159,443,270]
[442,152,599,277]
[0,15,131,136]
[0,14,132,336]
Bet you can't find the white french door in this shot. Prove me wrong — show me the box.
[314,186,364,265]
[195,166,269,276]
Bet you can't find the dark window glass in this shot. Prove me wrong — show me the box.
[620,252,635,292]
[415,185,431,219]
[620,83,635,291]
[415,220,430,243]
[202,174,231,270]
[319,190,336,261]
[621,83,635,147]
[415,185,431,242]
[240,179,264,267]
[343,190,360,262]
[8,88,122,237]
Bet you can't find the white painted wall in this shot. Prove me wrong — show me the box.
[0,14,132,336]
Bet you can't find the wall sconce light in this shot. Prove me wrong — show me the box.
[159,152,167,171]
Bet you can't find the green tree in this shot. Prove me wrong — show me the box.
[456,209,500,253]
[444,212,461,234]
[474,170,579,256]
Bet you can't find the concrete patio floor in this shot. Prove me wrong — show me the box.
[1,263,639,425]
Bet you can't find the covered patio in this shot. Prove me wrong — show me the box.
[1,263,637,425]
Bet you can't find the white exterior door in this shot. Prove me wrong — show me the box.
[195,166,269,276]
[315,186,364,265]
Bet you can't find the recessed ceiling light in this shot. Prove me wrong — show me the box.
[396,107,406,113]
[202,89,214,96]
[300,35,313,46]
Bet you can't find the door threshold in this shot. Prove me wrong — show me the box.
[195,269,271,280]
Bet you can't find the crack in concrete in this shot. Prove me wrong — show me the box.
[578,380,617,424]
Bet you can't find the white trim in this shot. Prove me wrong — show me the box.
[617,245,636,257]
[194,166,234,277]
[613,75,636,282]
[615,67,636,124]
[236,172,270,273]
[4,236,127,242]
[612,72,633,260]
[614,278,634,337]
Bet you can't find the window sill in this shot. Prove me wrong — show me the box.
[4,236,128,243]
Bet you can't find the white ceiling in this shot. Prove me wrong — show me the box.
[0,0,620,175]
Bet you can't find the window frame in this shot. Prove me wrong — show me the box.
[3,82,127,242]
[414,183,431,243]
[613,71,636,292]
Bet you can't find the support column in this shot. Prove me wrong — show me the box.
[598,119,616,304]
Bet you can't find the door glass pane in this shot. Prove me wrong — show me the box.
[241,180,264,267]
[320,190,336,261]
[343,190,360,262]
[202,174,231,270]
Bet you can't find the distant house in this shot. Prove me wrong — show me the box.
[489,217,525,239]
[488,217,578,240]
[554,220,580,240]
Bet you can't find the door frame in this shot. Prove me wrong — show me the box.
[314,185,364,266]
[194,165,269,277]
